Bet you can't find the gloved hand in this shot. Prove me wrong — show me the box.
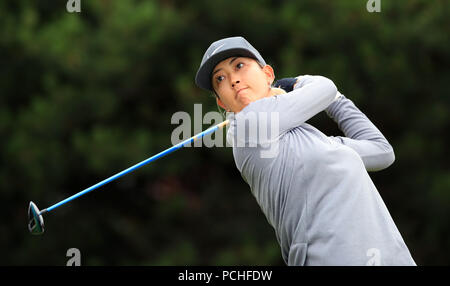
[273,77,298,92]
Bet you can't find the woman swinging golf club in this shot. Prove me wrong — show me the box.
[195,36,416,266]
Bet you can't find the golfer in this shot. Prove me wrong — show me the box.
[195,36,416,266]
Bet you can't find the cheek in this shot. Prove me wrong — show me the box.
[247,70,268,89]
[217,88,235,104]
[249,77,269,95]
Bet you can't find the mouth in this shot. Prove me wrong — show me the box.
[236,87,248,97]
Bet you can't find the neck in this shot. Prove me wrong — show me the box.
[268,87,287,97]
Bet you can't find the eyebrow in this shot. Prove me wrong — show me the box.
[212,57,239,76]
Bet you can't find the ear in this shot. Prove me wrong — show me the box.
[262,65,275,86]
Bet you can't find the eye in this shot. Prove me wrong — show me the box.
[236,63,244,69]
[216,75,225,83]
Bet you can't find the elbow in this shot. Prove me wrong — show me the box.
[365,144,396,172]
[370,145,395,171]
[384,146,395,168]
[319,76,338,104]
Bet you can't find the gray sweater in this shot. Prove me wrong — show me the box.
[225,75,416,266]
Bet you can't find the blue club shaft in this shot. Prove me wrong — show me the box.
[42,120,230,214]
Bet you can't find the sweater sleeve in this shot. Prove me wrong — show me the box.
[277,75,337,133]
[325,93,395,172]
[233,75,337,145]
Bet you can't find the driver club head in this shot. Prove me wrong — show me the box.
[28,201,45,235]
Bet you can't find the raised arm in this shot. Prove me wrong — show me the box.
[236,75,336,129]
[227,75,337,148]
[325,93,395,172]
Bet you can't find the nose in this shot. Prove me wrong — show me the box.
[231,80,240,88]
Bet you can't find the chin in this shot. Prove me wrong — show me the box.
[238,94,253,105]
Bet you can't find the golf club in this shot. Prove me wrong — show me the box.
[28,119,230,235]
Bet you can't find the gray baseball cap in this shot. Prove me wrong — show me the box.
[195,36,266,92]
